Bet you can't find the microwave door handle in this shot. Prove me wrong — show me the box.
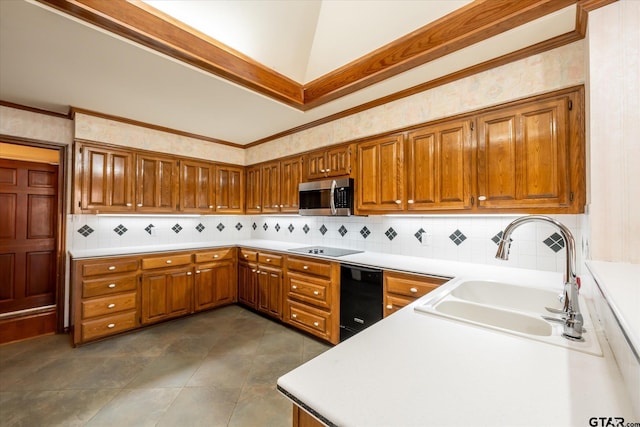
[330,180,337,215]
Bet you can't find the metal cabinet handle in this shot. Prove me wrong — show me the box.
[108,283,116,288]
[292,314,297,318]
[209,205,214,209]
[386,304,393,310]
[108,266,116,271]
[395,200,402,204]
[313,291,319,295]
[313,322,319,327]
[280,204,283,208]
[166,260,172,264]
[256,270,261,274]
[244,254,249,258]
[478,196,487,201]
[303,265,309,270]
[187,272,192,276]
[266,258,271,262]
[108,303,115,309]
[213,254,219,258]
[137,203,143,207]
[257,205,261,208]
[196,270,201,274]
[217,206,222,209]
[251,269,256,273]
[126,203,132,207]
[292,285,297,289]
[407,199,414,204]
[107,323,115,329]
[410,287,418,293]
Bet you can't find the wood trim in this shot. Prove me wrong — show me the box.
[0,100,71,120]
[0,310,57,344]
[246,30,584,148]
[577,0,617,13]
[70,107,244,149]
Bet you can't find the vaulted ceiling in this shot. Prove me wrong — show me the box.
[0,0,607,146]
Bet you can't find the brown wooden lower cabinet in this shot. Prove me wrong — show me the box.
[141,266,193,324]
[293,405,324,427]
[238,261,258,308]
[257,265,283,319]
[383,270,448,317]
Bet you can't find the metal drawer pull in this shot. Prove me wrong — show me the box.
[408,199,414,204]
[395,200,401,204]
[303,265,309,270]
[386,304,393,309]
[410,287,418,293]
[244,254,249,258]
[108,266,116,271]
[126,203,132,207]
[478,196,487,201]
[209,205,214,209]
[251,269,256,273]
[137,203,143,207]
[313,291,319,295]
[292,285,298,289]
[213,254,219,258]
[266,258,271,262]
[107,323,115,329]
[256,270,260,274]
[108,303,115,309]
[166,260,172,264]
[108,283,116,288]
[187,272,192,276]
[196,270,201,274]
[313,322,319,327]
[292,314,297,318]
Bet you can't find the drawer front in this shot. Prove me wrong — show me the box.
[142,254,192,270]
[81,292,137,319]
[195,247,235,263]
[239,248,258,262]
[258,252,283,267]
[81,311,137,342]
[385,273,446,298]
[287,300,330,337]
[82,275,137,298]
[287,256,332,278]
[287,272,331,309]
[384,294,414,317]
[82,259,138,277]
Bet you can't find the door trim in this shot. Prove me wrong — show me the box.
[0,134,68,334]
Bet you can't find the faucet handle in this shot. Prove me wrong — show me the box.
[545,306,566,315]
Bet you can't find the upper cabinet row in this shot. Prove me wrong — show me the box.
[74,142,244,214]
[356,88,584,214]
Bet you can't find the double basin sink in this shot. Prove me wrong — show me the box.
[415,278,602,356]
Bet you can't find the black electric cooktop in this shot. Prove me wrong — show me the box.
[287,246,363,257]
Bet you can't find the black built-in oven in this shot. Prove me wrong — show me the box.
[339,264,383,341]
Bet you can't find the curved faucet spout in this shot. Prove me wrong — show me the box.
[495,215,583,341]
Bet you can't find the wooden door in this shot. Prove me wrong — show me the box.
[194,260,236,311]
[280,157,302,213]
[215,165,244,213]
[406,119,472,211]
[261,162,281,213]
[141,268,192,323]
[179,160,214,213]
[326,145,351,177]
[136,154,178,212]
[238,261,257,308]
[304,151,327,180]
[77,143,134,213]
[257,265,282,318]
[476,98,570,209]
[0,160,58,317]
[356,135,404,212]
[245,166,261,213]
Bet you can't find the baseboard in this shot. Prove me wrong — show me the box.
[0,310,57,345]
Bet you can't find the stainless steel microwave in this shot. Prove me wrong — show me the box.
[298,178,354,216]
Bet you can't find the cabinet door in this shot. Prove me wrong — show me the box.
[326,145,351,177]
[261,162,281,213]
[304,151,327,180]
[245,166,262,214]
[141,268,193,324]
[476,98,570,209]
[179,160,214,213]
[136,154,178,212]
[238,261,258,308]
[356,135,404,212]
[257,265,282,319]
[215,165,244,213]
[78,144,134,212]
[280,157,302,213]
[194,260,236,311]
[406,120,472,211]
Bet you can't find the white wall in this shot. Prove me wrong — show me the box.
[587,0,640,263]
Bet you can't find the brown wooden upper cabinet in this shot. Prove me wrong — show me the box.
[76,142,135,213]
[245,156,302,214]
[179,160,215,213]
[136,153,179,213]
[261,161,281,213]
[304,144,353,180]
[245,165,262,214]
[280,156,302,213]
[476,96,573,211]
[215,165,244,213]
[405,118,472,211]
[356,135,404,213]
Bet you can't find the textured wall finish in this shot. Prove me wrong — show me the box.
[74,113,246,165]
[246,40,585,164]
[0,105,73,145]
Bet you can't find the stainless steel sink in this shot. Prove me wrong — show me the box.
[415,278,602,356]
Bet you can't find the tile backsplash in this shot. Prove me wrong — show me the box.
[69,213,585,278]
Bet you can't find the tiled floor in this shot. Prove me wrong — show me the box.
[0,305,331,427]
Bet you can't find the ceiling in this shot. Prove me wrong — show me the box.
[0,0,587,146]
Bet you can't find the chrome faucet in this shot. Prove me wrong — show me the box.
[495,215,583,341]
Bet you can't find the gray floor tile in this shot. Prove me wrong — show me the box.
[85,388,181,427]
[157,386,236,427]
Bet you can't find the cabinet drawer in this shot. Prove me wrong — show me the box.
[82,259,138,277]
[195,247,235,263]
[385,272,447,298]
[82,275,137,298]
[287,256,332,278]
[81,311,137,341]
[384,294,414,317]
[258,252,283,267]
[287,300,331,337]
[287,272,331,309]
[239,248,258,262]
[81,292,137,319]
[142,254,192,270]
